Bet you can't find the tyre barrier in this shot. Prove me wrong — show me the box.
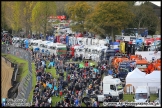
[7,83,19,99]
[11,64,19,86]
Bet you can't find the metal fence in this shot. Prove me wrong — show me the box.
[1,45,33,101]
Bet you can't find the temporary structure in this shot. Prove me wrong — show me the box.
[126,68,147,88]
[144,70,160,87]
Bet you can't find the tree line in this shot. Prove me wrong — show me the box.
[1,1,160,40]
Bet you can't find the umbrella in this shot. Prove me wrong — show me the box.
[79,63,84,68]
[93,68,99,73]
[48,84,52,89]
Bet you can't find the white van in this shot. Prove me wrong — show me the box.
[39,41,53,53]
[31,40,43,51]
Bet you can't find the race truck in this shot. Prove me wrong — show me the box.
[118,60,136,82]
[82,76,123,104]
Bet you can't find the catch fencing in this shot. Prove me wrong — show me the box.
[1,45,33,101]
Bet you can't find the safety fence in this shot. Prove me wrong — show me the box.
[1,45,33,101]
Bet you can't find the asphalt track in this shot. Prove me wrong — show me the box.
[1,59,13,98]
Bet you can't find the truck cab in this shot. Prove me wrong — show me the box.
[133,86,150,102]
[39,41,53,53]
[70,45,81,57]
[82,76,124,104]
[104,49,116,61]
[84,45,97,60]
[47,43,56,55]
[54,43,67,56]
[32,40,43,52]
[74,46,85,58]
[95,46,107,62]
[118,61,136,81]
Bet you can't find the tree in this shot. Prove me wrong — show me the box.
[1,2,7,30]
[84,2,134,40]
[129,2,159,35]
[65,2,92,32]
[21,2,37,36]
[31,1,56,37]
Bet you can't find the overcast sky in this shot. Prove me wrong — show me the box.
[135,1,161,6]
[150,1,161,6]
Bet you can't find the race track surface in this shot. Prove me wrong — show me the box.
[1,59,13,98]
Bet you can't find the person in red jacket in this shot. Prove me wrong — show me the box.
[59,90,62,98]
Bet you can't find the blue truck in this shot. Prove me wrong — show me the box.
[100,49,116,61]
[118,61,136,82]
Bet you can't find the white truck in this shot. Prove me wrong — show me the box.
[98,39,108,46]
[82,76,124,104]
[39,41,53,53]
[31,40,43,52]
[53,43,67,56]
[133,86,150,103]
[95,46,108,62]
[84,45,98,60]
[74,45,85,58]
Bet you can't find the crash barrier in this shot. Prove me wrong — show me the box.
[1,45,32,102]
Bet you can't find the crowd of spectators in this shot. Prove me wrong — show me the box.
[31,49,118,107]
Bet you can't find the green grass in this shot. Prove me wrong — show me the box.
[51,95,65,106]
[45,61,59,79]
[123,94,157,102]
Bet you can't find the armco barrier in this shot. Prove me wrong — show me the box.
[1,45,33,102]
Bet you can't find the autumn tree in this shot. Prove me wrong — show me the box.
[1,2,8,30]
[31,1,56,37]
[21,2,37,36]
[129,2,159,35]
[84,2,134,41]
[65,2,92,32]
[3,2,22,34]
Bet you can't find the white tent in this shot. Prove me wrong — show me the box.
[126,68,147,88]
[134,68,146,77]
[145,71,160,87]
